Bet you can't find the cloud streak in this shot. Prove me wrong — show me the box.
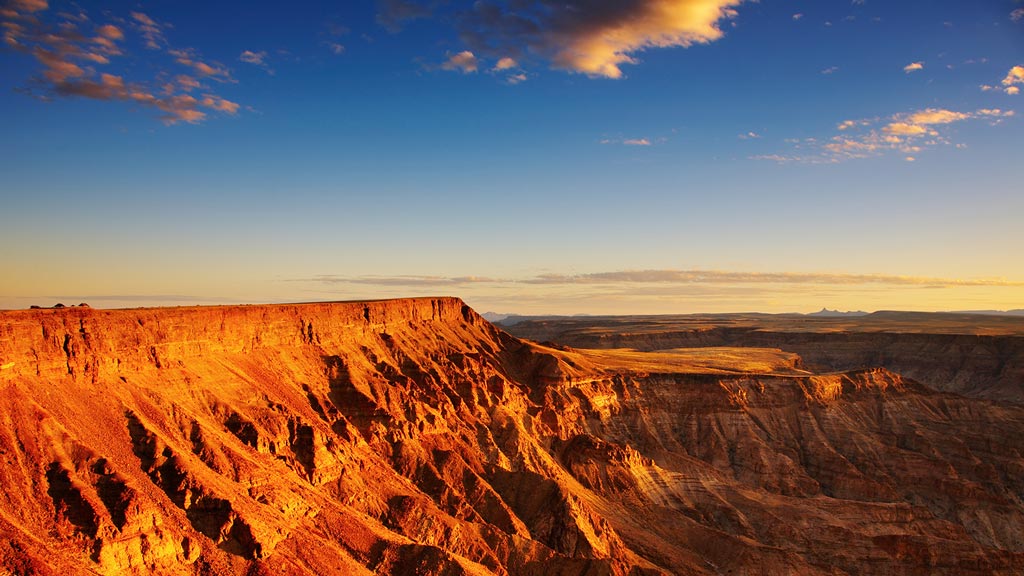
[304,270,1024,289]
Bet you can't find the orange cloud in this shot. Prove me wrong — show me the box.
[131,12,165,50]
[442,50,478,73]
[176,74,201,91]
[493,56,517,71]
[906,109,968,125]
[1002,65,1024,87]
[459,0,742,79]
[883,122,928,136]
[95,24,122,40]
[10,0,47,13]
[761,108,1015,163]
[903,61,923,73]
[201,95,240,114]
[2,4,240,125]
[33,48,86,82]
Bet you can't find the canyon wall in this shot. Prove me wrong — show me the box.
[503,322,1024,403]
[1,300,1023,574]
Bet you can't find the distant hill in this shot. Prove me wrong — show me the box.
[952,309,1024,317]
[807,308,869,317]
[481,312,510,323]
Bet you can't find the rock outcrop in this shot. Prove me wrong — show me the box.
[1,299,1023,574]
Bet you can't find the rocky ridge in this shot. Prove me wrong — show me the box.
[0,298,1023,575]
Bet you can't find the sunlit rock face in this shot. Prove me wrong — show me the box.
[1,299,1023,575]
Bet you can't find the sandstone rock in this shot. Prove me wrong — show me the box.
[0,299,1022,574]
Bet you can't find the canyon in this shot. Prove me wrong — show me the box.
[1,299,1023,575]
[501,312,1024,405]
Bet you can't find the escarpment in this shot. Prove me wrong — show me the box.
[1,299,1024,575]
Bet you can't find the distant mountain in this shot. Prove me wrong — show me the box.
[951,309,1024,317]
[808,308,869,317]
[481,312,510,323]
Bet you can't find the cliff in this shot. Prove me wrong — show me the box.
[2,299,1024,575]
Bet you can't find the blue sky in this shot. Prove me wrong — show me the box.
[1,0,1022,313]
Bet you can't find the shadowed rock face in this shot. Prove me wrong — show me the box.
[1,298,1023,575]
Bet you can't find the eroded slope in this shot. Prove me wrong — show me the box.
[1,299,1023,575]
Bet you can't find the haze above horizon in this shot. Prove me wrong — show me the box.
[1,0,1022,314]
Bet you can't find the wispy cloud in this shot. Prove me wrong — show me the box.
[456,0,743,79]
[239,49,273,74]
[600,136,656,146]
[738,131,760,140]
[1,4,240,124]
[168,48,233,81]
[903,61,923,73]
[319,20,348,56]
[303,269,1024,289]
[239,50,266,65]
[130,12,166,50]
[1011,8,1024,22]
[820,66,839,75]
[756,108,1015,163]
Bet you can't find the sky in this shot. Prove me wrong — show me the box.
[1,0,1022,314]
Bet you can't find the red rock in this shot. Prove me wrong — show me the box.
[0,299,1022,574]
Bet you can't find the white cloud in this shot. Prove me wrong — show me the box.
[601,136,655,146]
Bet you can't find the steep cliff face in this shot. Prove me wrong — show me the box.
[1,299,1023,575]
[504,321,1024,404]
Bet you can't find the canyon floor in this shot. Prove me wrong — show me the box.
[1,299,1023,575]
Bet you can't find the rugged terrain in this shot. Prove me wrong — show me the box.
[1,299,1023,575]
[501,312,1024,404]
